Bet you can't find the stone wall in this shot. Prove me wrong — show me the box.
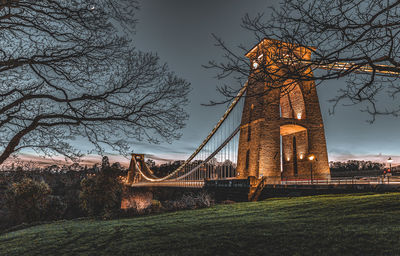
[236,40,330,183]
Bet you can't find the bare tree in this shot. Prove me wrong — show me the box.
[0,0,190,165]
[207,0,400,121]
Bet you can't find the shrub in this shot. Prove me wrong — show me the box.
[162,191,213,211]
[79,166,122,219]
[194,191,213,208]
[179,193,197,209]
[150,200,162,213]
[121,191,153,214]
[63,189,83,219]
[45,195,67,220]
[5,178,51,224]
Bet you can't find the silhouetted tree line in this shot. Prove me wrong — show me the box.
[146,158,236,179]
[146,160,185,177]
[146,159,185,177]
[329,160,384,172]
[0,157,127,232]
[0,156,217,232]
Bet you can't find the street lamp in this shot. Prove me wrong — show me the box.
[388,157,393,184]
[308,154,316,184]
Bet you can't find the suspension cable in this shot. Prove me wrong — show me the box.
[136,82,247,182]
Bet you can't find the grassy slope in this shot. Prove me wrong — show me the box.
[1,193,400,256]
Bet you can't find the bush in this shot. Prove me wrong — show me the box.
[45,195,67,220]
[63,189,83,219]
[162,191,213,211]
[121,191,153,214]
[120,191,213,216]
[194,191,213,208]
[150,200,162,213]
[79,166,122,219]
[5,178,51,224]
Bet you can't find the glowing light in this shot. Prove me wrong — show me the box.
[308,154,315,161]
[299,154,304,160]
[253,61,259,69]
[287,157,290,161]
[297,113,302,119]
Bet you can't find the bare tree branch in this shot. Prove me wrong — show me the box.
[0,0,190,165]
[207,0,400,120]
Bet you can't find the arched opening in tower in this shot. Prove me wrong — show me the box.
[280,124,308,180]
[279,80,306,120]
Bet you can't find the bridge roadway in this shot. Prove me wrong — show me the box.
[127,177,400,202]
[130,180,205,188]
[129,177,400,188]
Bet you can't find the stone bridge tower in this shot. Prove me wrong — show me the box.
[236,39,330,183]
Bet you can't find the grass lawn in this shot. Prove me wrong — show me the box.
[1,193,400,255]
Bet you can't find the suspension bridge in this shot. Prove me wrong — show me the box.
[124,39,400,199]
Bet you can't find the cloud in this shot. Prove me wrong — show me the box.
[144,154,176,162]
[329,151,400,166]
[3,153,131,168]
[129,142,191,155]
[144,153,190,164]
[2,150,191,168]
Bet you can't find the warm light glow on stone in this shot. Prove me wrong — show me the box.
[237,39,330,183]
[280,124,306,136]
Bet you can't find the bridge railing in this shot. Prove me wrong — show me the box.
[280,175,400,185]
[204,178,251,188]
[127,174,400,188]
[130,180,205,188]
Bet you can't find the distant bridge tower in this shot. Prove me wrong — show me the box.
[236,39,330,183]
[127,154,145,184]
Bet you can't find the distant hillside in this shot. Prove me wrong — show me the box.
[1,193,400,255]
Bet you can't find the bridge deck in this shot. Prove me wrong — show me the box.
[127,179,400,203]
[130,181,204,188]
[129,177,400,188]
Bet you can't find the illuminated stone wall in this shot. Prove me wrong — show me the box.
[281,130,308,179]
[237,39,330,183]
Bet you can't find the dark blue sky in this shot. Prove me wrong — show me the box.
[126,0,400,165]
